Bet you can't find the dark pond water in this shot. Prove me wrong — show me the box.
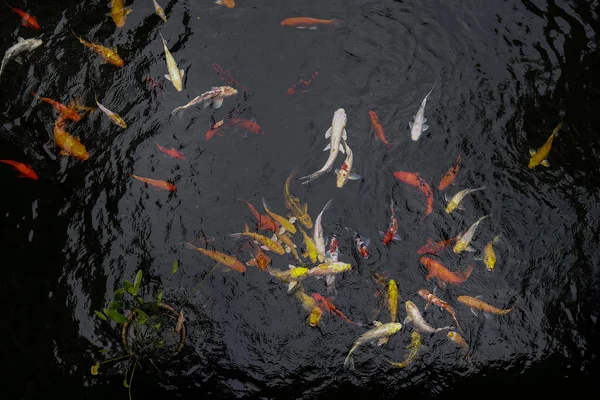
[2,0,599,398]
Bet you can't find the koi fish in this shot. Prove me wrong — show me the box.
[334,140,361,188]
[324,235,340,293]
[152,0,167,22]
[417,237,457,256]
[417,289,462,332]
[53,117,90,160]
[262,197,296,234]
[4,1,39,29]
[387,279,398,323]
[344,321,402,370]
[171,86,238,115]
[275,232,302,262]
[299,227,317,263]
[420,256,474,287]
[155,142,185,159]
[284,167,312,229]
[0,37,42,80]
[239,198,279,232]
[268,265,309,292]
[184,242,246,273]
[0,160,38,180]
[307,261,352,278]
[212,63,248,94]
[369,110,392,148]
[438,154,461,191]
[31,91,81,122]
[281,17,343,29]
[352,230,370,259]
[409,85,434,141]
[313,199,334,262]
[381,199,400,245]
[392,171,433,218]
[73,32,124,67]
[404,300,453,334]
[447,331,471,360]
[300,108,347,184]
[130,174,176,192]
[205,119,224,141]
[95,96,127,128]
[159,33,184,92]
[457,295,513,316]
[475,234,502,272]
[311,293,353,324]
[287,68,318,95]
[294,287,321,327]
[230,223,285,255]
[386,331,421,368]
[529,122,562,169]
[246,242,271,270]
[111,0,132,28]
[226,118,263,136]
[445,187,485,214]
[453,215,489,253]
[215,0,235,9]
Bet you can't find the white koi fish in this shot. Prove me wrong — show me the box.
[95,96,127,128]
[445,186,486,214]
[404,301,453,334]
[313,199,334,263]
[453,215,490,253]
[159,33,184,92]
[0,37,42,80]
[343,321,402,369]
[334,139,361,188]
[171,86,238,116]
[409,85,434,141]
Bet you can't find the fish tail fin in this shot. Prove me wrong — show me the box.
[330,19,343,27]
[493,233,503,244]
[229,232,243,240]
[261,197,270,212]
[71,30,81,42]
[183,242,198,250]
[30,90,40,99]
[553,122,563,137]
[322,198,334,212]
[343,352,355,370]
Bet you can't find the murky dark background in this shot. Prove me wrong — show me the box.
[1,0,599,398]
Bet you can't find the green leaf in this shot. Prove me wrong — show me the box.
[123,379,129,388]
[94,311,108,321]
[172,260,179,274]
[123,280,134,295]
[135,297,144,305]
[103,308,128,324]
[91,364,99,375]
[154,323,161,331]
[114,288,126,301]
[108,301,121,311]
[136,309,148,325]
[98,348,110,354]
[157,291,163,306]
[133,270,143,294]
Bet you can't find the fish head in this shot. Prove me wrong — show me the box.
[308,307,322,327]
[527,159,536,169]
[387,279,397,291]
[333,108,347,126]
[387,322,403,334]
[453,241,465,253]
[109,54,124,67]
[405,300,418,315]
[447,331,458,341]
[299,215,313,229]
[223,86,238,96]
[417,289,430,298]
[336,168,348,188]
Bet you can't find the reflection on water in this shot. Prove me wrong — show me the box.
[1,0,599,398]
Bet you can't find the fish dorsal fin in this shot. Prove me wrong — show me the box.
[302,204,308,212]
[373,320,382,327]
[17,37,24,42]
[288,264,296,270]
[475,295,484,300]
[529,149,536,156]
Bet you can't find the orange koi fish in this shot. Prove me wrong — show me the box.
[212,63,248,94]
[417,289,462,332]
[130,174,176,192]
[369,111,391,148]
[4,1,39,29]
[206,119,224,141]
[111,0,132,28]
[381,199,400,245]
[287,68,318,95]
[31,91,81,122]
[238,198,279,232]
[311,293,353,324]
[393,171,433,218]
[53,116,90,160]
[246,242,271,270]
[280,17,342,29]
[184,242,246,273]
[420,256,473,287]
[0,159,38,180]
[155,142,185,159]
[226,118,264,136]
[438,154,461,191]
[457,295,514,316]
[417,237,457,256]
[215,0,235,8]
[73,31,124,67]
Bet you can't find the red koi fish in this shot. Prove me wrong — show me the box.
[239,198,279,232]
[0,159,38,180]
[280,17,342,29]
[420,256,473,288]
[393,171,433,218]
[417,237,457,256]
[4,1,40,29]
[206,119,224,141]
[31,92,81,122]
[246,242,271,270]
[226,118,264,136]
[369,111,392,148]
[287,68,318,95]
[438,154,461,191]
[155,142,185,159]
[311,293,353,324]
[212,63,248,94]
[130,174,176,192]
[381,199,400,245]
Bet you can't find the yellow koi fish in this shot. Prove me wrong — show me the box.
[386,331,421,368]
[284,166,312,229]
[444,186,485,214]
[95,96,127,128]
[268,265,309,292]
[475,234,502,271]
[293,286,322,327]
[275,232,302,262]
[387,279,398,323]
[299,227,317,263]
[111,0,132,28]
[73,31,124,67]
[528,122,562,169]
[159,33,184,92]
[230,224,285,255]
[152,0,167,22]
[262,197,296,234]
